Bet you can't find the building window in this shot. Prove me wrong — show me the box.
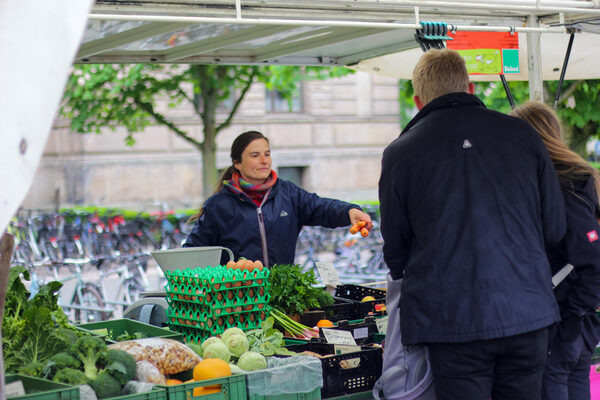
[266,87,303,113]
[278,166,305,188]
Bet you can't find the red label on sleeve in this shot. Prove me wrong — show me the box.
[587,230,599,242]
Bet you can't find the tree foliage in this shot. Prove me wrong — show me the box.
[398,78,600,156]
[61,64,351,198]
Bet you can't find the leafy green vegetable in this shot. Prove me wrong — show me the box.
[268,264,324,316]
[53,368,90,385]
[91,370,122,399]
[315,290,334,308]
[245,317,296,357]
[105,349,136,385]
[2,266,83,375]
[106,329,147,342]
[71,336,108,380]
[42,352,82,379]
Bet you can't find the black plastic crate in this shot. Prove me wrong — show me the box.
[318,298,356,322]
[285,342,382,398]
[334,284,386,301]
[334,285,386,319]
[317,317,378,345]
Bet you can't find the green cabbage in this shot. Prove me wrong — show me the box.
[202,341,231,363]
[237,351,267,371]
[221,327,244,344]
[224,334,249,357]
[201,337,225,355]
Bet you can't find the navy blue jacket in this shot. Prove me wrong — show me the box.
[547,173,600,350]
[378,92,566,345]
[184,179,358,266]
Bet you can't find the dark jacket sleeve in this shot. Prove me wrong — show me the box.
[560,186,600,316]
[294,184,359,228]
[536,137,567,247]
[378,151,412,280]
[182,205,218,248]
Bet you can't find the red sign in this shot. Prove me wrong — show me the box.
[447,31,519,50]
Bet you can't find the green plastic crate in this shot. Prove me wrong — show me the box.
[157,374,247,400]
[107,388,167,400]
[77,318,184,344]
[248,386,321,400]
[5,374,79,400]
[165,266,271,342]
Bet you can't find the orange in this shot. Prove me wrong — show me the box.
[193,359,232,382]
[316,319,334,328]
[165,379,183,385]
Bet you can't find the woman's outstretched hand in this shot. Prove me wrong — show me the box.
[348,208,373,231]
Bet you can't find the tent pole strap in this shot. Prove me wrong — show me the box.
[553,32,575,110]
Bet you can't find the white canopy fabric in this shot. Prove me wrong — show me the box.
[0,1,93,234]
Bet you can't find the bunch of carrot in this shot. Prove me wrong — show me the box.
[349,220,370,237]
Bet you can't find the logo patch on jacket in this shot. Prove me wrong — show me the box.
[462,139,472,149]
[280,210,288,217]
[587,230,598,242]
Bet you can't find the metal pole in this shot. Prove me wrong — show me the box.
[526,15,544,102]
[87,13,567,33]
[500,74,516,109]
[553,32,575,109]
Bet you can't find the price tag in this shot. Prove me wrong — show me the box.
[353,327,369,339]
[322,328,357,345]
[334,344,361,355]
[5,381,25,398]
[376,316,389,335]
[315,262,341,287]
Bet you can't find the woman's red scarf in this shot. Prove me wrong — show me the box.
[224,170,278,206]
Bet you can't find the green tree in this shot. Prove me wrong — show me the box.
[398,79,600,156]
[473,80,600,156]
[61,64,351,198]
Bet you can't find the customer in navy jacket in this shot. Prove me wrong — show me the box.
[378,49,566,400]
[511,101,600,400]
[184,130,372,267]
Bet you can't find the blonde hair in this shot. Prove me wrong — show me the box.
[412,49,470,106]
[510,101,600,200]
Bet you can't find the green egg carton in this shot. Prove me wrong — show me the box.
[77,318,184,344]
[165,265,271,341]
[5,374,79,400]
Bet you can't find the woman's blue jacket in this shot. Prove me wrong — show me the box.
[183,179,359,266]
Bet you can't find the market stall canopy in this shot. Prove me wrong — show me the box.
[83,0,600,82]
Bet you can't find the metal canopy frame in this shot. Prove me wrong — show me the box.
[80,0,600,67]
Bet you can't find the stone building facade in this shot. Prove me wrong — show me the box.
[21,71,400,211]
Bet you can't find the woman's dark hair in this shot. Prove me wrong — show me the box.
[191,131,269,221]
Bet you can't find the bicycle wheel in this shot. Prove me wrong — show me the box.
[72,284,110,323]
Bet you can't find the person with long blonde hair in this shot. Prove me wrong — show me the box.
[511,101,600,400]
